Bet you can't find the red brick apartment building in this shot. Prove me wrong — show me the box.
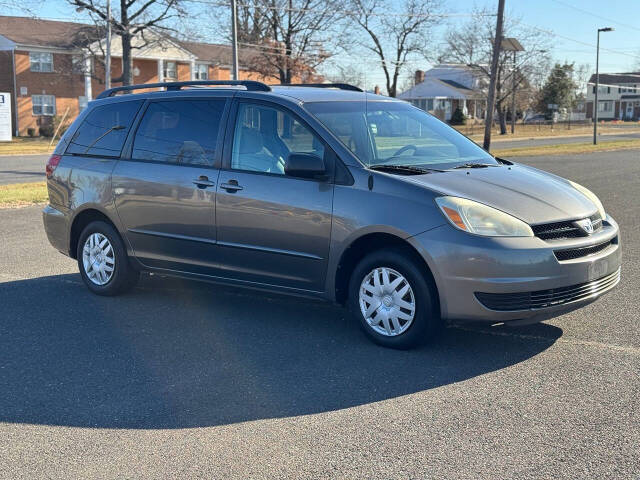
[0,16,281,136]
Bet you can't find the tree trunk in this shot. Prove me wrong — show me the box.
[496,102,507,135]
[120,0,133,86]
[121,33,133,86]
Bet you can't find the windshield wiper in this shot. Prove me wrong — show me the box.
[369,164,445,174]
[83,125,125,154]
[449,162,499,169]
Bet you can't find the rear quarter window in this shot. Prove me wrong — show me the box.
[66,100,143,157]
[131,99,227,167]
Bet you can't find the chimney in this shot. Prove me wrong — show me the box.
[414,70,425,85]
[374,85,380,95]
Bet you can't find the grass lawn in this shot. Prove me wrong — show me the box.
[455,123,640,140]
[0,137,57,155]
[0,182,48,208]
[491,139,640,157]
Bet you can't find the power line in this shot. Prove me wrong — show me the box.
[183,0,496,18]
[520,22,640,61]
[549,0,640,33]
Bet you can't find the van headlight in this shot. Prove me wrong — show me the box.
[568,181,606,220]
[435,196,533,237]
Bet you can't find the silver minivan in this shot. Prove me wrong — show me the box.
[43,81,621,348]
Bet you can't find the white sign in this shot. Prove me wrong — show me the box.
[0,92,12,142]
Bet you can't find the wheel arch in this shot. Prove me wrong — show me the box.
[68,206,120,259]
[333,232,440,311]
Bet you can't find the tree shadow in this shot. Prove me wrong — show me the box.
[0,274,563,429]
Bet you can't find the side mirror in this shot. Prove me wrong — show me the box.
[285,153,326,179]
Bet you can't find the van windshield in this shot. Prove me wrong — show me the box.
[305,101,497,170]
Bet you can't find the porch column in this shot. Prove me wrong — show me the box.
[84,54,92,100]
[157,59,164,83]
[191,59,196,80]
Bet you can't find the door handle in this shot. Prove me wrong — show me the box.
[193,176,215,188]
[220,180,243,192]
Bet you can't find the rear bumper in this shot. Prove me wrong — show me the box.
[43,204,71,256]
[411,215,622,323]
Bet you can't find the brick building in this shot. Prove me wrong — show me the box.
[0,16,284,136]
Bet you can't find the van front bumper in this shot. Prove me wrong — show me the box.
[411,215,621,323]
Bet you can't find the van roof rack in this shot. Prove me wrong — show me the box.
[277,83,363,92]
[96,80,272,99]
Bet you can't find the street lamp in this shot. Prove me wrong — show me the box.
[594,27,614,145]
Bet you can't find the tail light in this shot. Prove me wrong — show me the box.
[46,154,62,178]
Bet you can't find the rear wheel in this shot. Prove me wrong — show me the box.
[348,248,440,349]
[76,220,139,296]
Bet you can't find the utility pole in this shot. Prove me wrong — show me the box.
[483,0,505,151]
[511,50,516,134]
[231,0,239,81]
[105,0,111,89]
[594,27,614,145]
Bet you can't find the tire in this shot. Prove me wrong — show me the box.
[76,220,139,296]
[348,248,440,349]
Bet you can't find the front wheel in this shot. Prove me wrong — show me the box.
[348,249,440,349]
[76,220,139,296]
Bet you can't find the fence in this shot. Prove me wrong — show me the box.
[453,120,611,137]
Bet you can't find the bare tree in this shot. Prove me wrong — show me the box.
[324,62,366,88]
[66,0,186,85]
[210,0,342,84]
[346,0,440,97]
[439,9,552,133]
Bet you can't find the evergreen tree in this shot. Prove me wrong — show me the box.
[537,63,577,115]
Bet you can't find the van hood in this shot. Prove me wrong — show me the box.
[402,164,598,224]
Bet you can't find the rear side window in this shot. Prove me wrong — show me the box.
[67,100,142,157]
[132,99,226,167]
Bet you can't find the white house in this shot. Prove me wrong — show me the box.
[585,72,640,121]
[398,64,486,122]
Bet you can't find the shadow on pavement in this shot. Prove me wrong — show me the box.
[0,274,563,429]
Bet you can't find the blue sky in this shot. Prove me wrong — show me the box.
[5,0,640,85]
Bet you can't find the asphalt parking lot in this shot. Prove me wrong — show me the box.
[0,149,638,479]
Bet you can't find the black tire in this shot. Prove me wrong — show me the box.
[76,220,139,296]
[348,248,441,349]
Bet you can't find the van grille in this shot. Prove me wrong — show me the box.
[475,268,620,311]
[532,213,602,240]
[554,238,615,261]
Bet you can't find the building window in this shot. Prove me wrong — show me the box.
[194,63,208,80]
[597,101,613,113]
[163,61,177,80]
[32,95,56,115]
[427,99,434,110]
[30,52,53,72]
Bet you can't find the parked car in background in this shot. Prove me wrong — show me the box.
[43,81,622,348]
[523,113,548,124]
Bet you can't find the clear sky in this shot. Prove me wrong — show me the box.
[4,0,640,87]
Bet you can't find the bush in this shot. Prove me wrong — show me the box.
[39,125,54,137]
[450,107,467,125]
[27,128,36,137]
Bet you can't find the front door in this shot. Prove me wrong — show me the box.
[113,96,228,273]
[215,101,334,292]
